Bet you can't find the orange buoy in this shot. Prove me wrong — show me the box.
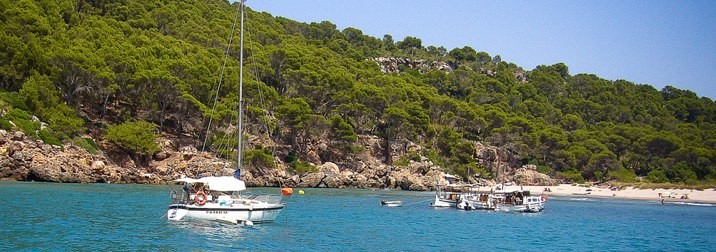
[281,188,294,196]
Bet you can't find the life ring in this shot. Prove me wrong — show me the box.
[541,193,548,202]
[195,191,208,205]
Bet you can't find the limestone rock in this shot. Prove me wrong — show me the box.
[320,162,340,176]
[298,172,325,188]
[372,57,454,74]
[91,160,106,170]
[155,151,171,161]
[11,131,24,141]
[513,165,558,186]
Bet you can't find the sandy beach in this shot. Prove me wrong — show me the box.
[522,184,716,204]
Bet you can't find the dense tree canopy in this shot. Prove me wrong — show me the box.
[1,0,714,185]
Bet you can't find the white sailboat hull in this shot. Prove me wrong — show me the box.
[168,202,285,223]
[496,199,544,213]
[433,195,457,207]
[496,204,544,213]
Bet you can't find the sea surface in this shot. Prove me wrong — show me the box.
[1,182,715,251]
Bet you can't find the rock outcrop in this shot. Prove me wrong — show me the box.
[372,57,452,74]
[370,57,529,84]
[0,130,123,183]
[513,165,558,186]
[0,128,556,190]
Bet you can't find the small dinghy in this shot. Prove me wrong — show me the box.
[381,200,403,207]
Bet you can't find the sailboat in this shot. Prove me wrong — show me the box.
[166,0,292,225]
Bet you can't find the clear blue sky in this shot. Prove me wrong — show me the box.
[247,0,716,99]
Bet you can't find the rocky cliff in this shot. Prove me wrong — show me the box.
[372,57,453,74]
[0,129,555,189]
[370,57,529,84]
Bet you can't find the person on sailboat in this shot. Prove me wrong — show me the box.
[234,168,241,180]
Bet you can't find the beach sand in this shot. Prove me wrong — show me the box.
[522,184,716,204]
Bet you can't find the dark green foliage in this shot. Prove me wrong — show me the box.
[243,149,275,169]
[0,92,29,111]
[0,0,713,185]
[43,104,86,139]
[276,98,311,130]
[330,115,357,142]
[396,36,422,52]
[289,159,317,175]
[394,151,422,167]
[557,169,586,184]
[38,129,62,146]
[284,152,316,174]
[536,165,552,175]
[70,137,99,155]
[3,108,38,135]
[18,73,60,114]
[208,131,238,158]
[0,118,11,130]
[646,169,670,183]
[104,120,159,155]
[607,167,637,183]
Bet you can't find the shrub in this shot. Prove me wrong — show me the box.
[38,129,62,147]
[0,92,29,111]
[289,159,317,175]
[43,104,86,139]
[0,118,11,130]
[4,108,39,135]
[244,149,275,168]
[667,162,698,183]
[536,165,553,175]
[330,116,357,142]
[394,151,421,167]
[646,169,669,183]
[608,167,637,183]
[70,137,99,155]
[104,120,159,155]
[557,169,585,183]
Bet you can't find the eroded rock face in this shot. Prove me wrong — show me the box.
[0,130,123,183]
[513,165,558,186]
[372,57,453,74]
[0,128,557,190]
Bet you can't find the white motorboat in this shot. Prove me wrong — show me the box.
[457,191,497,211]
[167,177,291,223]
[381,200,403,207]
[494,189,546,213]
[432,184,463,207]
[166,0,292,224]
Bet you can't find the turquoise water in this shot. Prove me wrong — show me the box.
[1,182,715,251]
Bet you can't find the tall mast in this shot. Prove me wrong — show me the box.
[236,0,245,174]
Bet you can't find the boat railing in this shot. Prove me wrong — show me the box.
[233,194,283,204]
[170,189,191,204]
[253,195,283,204]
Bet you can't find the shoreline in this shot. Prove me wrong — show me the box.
[4,180,716,204]
[523,184,716,204]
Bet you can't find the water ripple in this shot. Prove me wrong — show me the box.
[1,182,715,251]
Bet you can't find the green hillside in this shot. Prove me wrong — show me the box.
[1,0,715,185]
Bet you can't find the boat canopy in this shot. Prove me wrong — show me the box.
[173,176,247,192]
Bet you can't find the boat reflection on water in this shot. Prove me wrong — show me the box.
[168,218,250,241]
